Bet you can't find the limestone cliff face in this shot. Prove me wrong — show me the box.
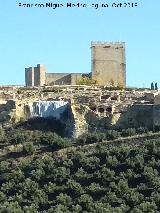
[14,102,26,122]
[0,100,17,123]
[27,101,69,119]
[70,104,89,138]
[0,98,155,136]
[0,100,70,122]
[0,100,79,137]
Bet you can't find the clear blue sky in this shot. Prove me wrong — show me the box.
[0,0,160,87]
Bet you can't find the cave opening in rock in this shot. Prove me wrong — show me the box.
[16,101,74,137]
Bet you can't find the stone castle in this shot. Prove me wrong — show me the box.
[2,41,160,138]
[25,42,126,87]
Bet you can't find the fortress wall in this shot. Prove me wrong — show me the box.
[91,42,126,87]
[71,73,83,85]
[46,73,83,85]
[54,74,72,85]
[46,73,71,85]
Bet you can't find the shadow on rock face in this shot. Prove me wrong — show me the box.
[15,117,66,137]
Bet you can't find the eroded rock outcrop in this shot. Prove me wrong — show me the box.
[0,86,159,137]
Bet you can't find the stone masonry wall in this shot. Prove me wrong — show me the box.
[46,73,83,85]
[46,73,72,85]
[71,74,83,85]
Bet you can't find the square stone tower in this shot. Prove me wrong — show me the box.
[91,42,126,87]
[34,64,46,86]
[25,67,34,86]
[25,64,46,87]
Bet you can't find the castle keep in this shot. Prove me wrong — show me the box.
[91,42,126,87]
[25,42,126,87]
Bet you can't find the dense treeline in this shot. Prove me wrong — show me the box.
[1,128,160,212]
[77,127,149,145]
[0,126,150,154]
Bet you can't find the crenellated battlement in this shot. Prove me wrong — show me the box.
[91,41,125,46]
